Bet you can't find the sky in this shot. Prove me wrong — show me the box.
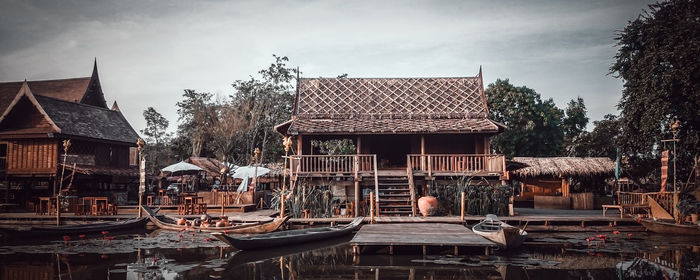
[0,0,655,135]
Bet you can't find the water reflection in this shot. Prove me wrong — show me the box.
[0,231,697,280]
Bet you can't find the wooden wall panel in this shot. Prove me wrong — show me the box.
[7,139,57,175]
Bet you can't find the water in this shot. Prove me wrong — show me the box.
[0,229,698,280]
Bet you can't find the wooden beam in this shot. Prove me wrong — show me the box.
[296,135,302,155]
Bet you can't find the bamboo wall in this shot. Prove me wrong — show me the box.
[6,139,57,175]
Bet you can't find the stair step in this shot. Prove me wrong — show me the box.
[378,182,409,186]
[380,198,411,202]
[379,193,410,197]
[380,210,413,214]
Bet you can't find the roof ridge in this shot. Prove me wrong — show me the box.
[300,76,480,80]
[0,76,91,84]
[34,94,121,112]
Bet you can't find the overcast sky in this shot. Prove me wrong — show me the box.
[0,0,654,134]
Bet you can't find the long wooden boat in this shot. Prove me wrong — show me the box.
[141,205,287,234]
[1,216,151,240]
[213,217,364,250]
[639,218,700,235]
[472,214,527,249]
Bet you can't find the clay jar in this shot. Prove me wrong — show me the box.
[418,196,438,217]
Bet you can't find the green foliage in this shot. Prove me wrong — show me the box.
[486,79,565,157]
[140,107,175,174]
[573,114,620,158]
[310,139,357,155]
[429,176,511,216]
[610,0,699,181]
[228,54,296,164]
[561,97,589,156]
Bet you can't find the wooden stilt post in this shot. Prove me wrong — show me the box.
[370,191,375,223]
[460,192,465,221]
[220,193,225,216]
[280,194,285,218]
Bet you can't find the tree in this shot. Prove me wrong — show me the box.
[576,114,620,159]
[175,90,215,157]
[561,97,589,156]
[141,107,170,145]
[486,79,564,157]
[140,107,174,174]
[228,55,296,164]
[611,0,699,181]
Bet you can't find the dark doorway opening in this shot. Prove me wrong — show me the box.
[371,135,410,169]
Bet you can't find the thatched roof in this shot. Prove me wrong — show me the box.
[276,69,506,135]
[510,157,615,179]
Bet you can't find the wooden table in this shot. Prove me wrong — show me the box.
[82,197,109,216]
[36,197,55,215]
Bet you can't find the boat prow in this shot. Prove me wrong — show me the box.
[472,214,527,250]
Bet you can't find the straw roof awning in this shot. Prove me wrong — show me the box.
[510,157,615,179]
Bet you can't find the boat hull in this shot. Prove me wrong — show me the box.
[141,205,287,234]
[639,219,700,235]
[472,219,527,250]
[2,217,149,239]
[213,217,363,250]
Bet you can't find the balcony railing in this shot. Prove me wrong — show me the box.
[289,154,376,176]
[407,154,505,177]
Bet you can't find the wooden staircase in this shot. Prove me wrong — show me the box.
[377,175,415,216]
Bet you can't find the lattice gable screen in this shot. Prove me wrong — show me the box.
[296,77,487,119]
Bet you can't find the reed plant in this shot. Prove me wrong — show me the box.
[429,175,512,216]
[270,179,336,218]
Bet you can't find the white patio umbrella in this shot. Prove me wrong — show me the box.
[231,166,270,179]
[161,161,203,173]
[232,166,270,192]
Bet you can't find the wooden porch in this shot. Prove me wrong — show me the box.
[288,154,506,178]
[287,154,506,217]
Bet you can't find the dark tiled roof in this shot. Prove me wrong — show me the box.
[280,74,501,134]
[289,118,501,134]
[34,95,139,144]
[0,77,91,113]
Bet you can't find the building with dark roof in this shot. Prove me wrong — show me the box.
[0,61,140,209]
[275,68,506,216]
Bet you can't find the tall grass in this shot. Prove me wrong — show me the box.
[270,179,336,218]
[428,176,511,216]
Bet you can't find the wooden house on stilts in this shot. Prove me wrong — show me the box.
[275,68,507,216]
[0,61,140,209]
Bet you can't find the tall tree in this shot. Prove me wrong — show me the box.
[228,55,296,164]
[140,107,173,174]
[486,79,564,157]
[561,97,589,156]
[576,114,620,159]
[176,90,215,157]
[611,0,699,181]
[141,107,170,145]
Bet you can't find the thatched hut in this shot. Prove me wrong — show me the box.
[509,157,615,209]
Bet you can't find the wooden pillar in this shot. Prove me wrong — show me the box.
[484,135,491,154]
[420,135,426,170]
[296,135,302,155]
[356,136,361,154]
[562,178,570,197]
[354,180,360,217]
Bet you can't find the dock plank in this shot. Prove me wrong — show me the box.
[351,223,494,247]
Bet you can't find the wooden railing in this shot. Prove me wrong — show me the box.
[290,154,376,176]
[407,154,505,176]
[646,192,675,214]
[618,191,647,205]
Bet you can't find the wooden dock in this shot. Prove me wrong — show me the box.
[350,223,495,255]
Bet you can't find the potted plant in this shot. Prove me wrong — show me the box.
[676,199,699,223]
